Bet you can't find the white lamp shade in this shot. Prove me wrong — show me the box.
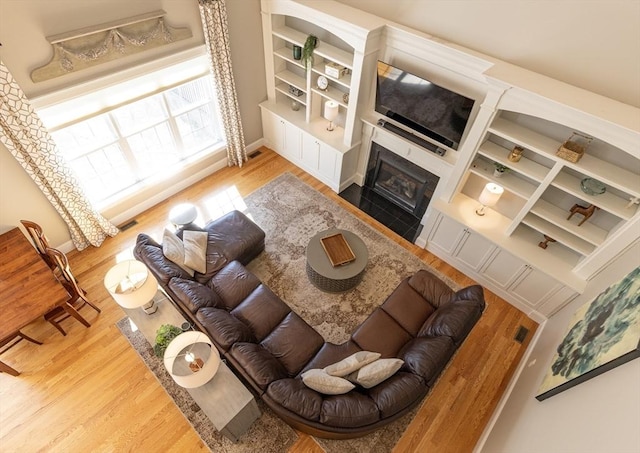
[104,260,158,309]
[163,331,220,388]
[324,100,339,121]
[478,183,504,207]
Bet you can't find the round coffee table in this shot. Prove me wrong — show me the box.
[169,203,197,227]
[306,229,368,292]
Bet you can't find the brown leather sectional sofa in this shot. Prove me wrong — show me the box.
[133,210,486,439]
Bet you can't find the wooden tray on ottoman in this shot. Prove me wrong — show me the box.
[320,233,356,267]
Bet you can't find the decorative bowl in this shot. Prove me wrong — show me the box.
[580,177,606,196]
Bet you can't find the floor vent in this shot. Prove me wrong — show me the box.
[119,220,138,231]
[249,150,262,158]
[514,325,529,344]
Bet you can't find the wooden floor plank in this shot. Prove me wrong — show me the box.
[0,148,536,452]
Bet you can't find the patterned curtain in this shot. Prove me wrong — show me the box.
[0,61,119,250]
[198,0,247,167]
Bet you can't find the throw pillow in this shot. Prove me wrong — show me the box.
[183,230,208,274]
[323,351,381,377]
[347,358,404,389]
[301,368,355,395]
[162,229,195,276]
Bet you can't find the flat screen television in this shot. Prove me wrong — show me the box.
[375,61,475,150]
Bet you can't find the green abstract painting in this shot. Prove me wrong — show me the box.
[537,266,640,401]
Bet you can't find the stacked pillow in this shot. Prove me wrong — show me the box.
[301,351,404,394]
[162,229,208,275]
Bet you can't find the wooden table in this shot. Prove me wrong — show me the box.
[0,228,69,376]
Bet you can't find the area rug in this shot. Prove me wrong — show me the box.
[118,172,460,452]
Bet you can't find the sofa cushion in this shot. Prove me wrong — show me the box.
[320,393,380,428]
[368,372,427,418]
[381,279,436,336]
[301,341,363,374]
[352,309,412,358]
[267,378,323,421]
[208,261,261,310]
[229,342,289,391]
[183,230,209,274]
[399,336,456,386]
[453,285,485,304]
[196,307,255,351]
[324,351,380,377]
[301,369,355,395]
[169,278,222,314]
[162,229,194,276]
[408,270,455,309]
[261,312,324,376]
[231,285,291,342]
[346,358,404,389]
[134,233,192,284]
[418,299,484,344]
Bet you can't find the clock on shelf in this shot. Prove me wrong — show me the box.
[317,75,328,91]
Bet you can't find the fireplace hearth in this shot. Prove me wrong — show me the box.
[339,142,440,243]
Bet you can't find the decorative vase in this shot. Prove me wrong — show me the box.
[292,45,302,60]
[493,169,504,178]
[508,146,523,162]
[291,100,301,111]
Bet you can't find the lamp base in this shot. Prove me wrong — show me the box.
[326,121,335,131]
[475,205,487,216]
[142,300,157,315]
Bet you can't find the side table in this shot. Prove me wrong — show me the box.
[122,290,260,442]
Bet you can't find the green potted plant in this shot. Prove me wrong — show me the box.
[153,324,182,358]
[493,162,509,178]
[301,34,318,71]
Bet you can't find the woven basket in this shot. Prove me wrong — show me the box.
[557,132,592,163]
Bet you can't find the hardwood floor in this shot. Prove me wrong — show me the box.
[0,148,538,452]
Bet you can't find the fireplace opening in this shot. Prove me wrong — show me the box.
[339,142,440,243]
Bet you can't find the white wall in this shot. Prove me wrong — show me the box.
[480,241,640,453]
[337,0,640,109]
[0,0,266,244]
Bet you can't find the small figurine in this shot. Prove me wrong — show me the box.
[538,235,556,249]
[567,203,598,226]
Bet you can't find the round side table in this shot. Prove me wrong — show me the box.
[306,229,368,292]
[169,203,197,227]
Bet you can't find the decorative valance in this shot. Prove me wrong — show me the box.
[31,10,192,82]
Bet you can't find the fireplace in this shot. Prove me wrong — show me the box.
[339,142,440,243]
[365,143,439,219]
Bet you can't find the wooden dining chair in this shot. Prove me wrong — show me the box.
[44,247,101,336]
[20,220,56,271]
[0,331,42,376]
[21,220,88,295]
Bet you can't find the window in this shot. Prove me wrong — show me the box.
[49,75,223,206]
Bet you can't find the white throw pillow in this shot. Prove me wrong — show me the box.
[324,351,381,377]
[162,229,195,276]
[301,368,355,395]
[347,358,404,389]
[183,230,208,274]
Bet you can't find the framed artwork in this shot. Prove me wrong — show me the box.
[536,266,640,401]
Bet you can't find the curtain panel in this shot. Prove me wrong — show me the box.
[0,61,119,250]
[198,0,248,167]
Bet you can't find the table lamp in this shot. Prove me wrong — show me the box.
[476,182,504,216]
[104,259,158,314]
[324,100,339,131]
[163,331,220,388]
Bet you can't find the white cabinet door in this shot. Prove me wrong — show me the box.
[282,120,301,162]
[428,214,467,255]
[301,133,320,172]
[481,248,527,287]
[454,230,496,271]
[508,266,564,307]
[318,143,339,182]
[261,109,283,152]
